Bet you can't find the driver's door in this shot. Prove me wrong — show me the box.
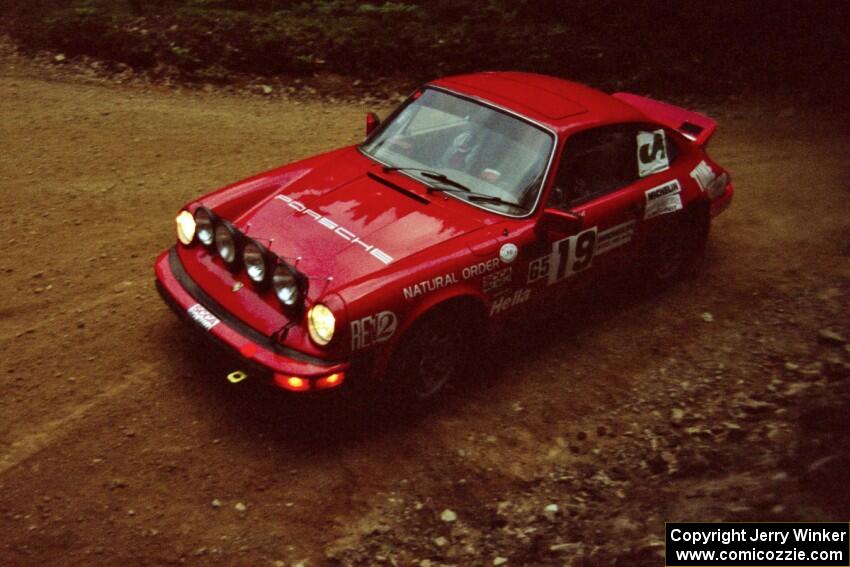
[527,125,645,293]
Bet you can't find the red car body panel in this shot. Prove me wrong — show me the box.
[155,72,734,391]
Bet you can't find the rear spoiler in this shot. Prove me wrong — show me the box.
[612,92,717,147]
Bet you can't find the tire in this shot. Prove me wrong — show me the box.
[641,205,710,286]
[383,307,475,409]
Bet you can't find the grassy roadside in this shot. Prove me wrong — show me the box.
[2,0,847,100]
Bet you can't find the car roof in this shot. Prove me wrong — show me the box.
[429,72,646,131]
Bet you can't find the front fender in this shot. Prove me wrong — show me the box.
[369,284,488,380]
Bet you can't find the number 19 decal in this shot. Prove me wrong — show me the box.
[528,227,597,285]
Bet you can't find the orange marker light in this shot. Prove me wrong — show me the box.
[273,374,310,392]
[315,372,345,390]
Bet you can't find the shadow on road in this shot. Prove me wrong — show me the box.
[152,267,692,451]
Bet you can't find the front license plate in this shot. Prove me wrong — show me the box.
[187,303,220,331]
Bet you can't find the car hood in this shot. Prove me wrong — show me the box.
[231,148,485,293]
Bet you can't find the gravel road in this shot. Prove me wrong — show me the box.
[1,53,848,566]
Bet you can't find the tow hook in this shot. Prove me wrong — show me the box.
[226,370,248,384]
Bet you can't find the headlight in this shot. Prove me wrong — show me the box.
[307,303,335,345]
[194,207,215,247]
[175,210,196,245]
[272,263,302,307]
[242,239,269,285]
[214,222,239,266]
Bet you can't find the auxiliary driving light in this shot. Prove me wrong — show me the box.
[194,207,215,247]
[214,222,239,267]
[242,239,269,285]
[272,263,302,308]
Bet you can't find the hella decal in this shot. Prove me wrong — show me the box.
[275,194,393,265]
[351,310,397,351]
[490,288,531,316]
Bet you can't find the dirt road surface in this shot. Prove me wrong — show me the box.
[1,56,849,566]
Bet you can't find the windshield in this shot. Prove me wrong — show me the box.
[361,88,555,216]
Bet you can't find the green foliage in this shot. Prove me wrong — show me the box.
[3,0,846,97]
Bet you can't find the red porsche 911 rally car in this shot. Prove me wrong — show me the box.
[155,72,733,403]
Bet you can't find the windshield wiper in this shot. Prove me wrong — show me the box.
[382,166,528,211]
[382,166,472,193]
[428,185,529,211]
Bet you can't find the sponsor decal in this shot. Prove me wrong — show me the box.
[644,179,683,220]
[691,160,727,199]
[689,159,715,191]
[499,243,518,264]
[403,257,503,300]
[490,288,531,316]
[526,220,636,286]
[462,257,501,280]
[403,272,459,300]
[275,194,393,265]
[187,303,220,331]
[482,267,512,294]
[528,227,598,285]
[351,310,397,351]
[596,220,636,255]
[637,129,670,177]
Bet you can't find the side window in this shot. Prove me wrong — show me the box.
[665,129,680,162]
[547,126,639,209]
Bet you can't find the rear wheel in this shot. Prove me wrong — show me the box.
[642,205,710,285]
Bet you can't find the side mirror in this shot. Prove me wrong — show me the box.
[537,208,583,241]
[365,112,381,136]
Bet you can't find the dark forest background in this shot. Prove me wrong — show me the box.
[2,0,848,98]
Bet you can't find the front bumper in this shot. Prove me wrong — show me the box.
[154,247,349,387]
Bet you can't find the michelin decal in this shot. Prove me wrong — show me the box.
[644,179,683,220]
